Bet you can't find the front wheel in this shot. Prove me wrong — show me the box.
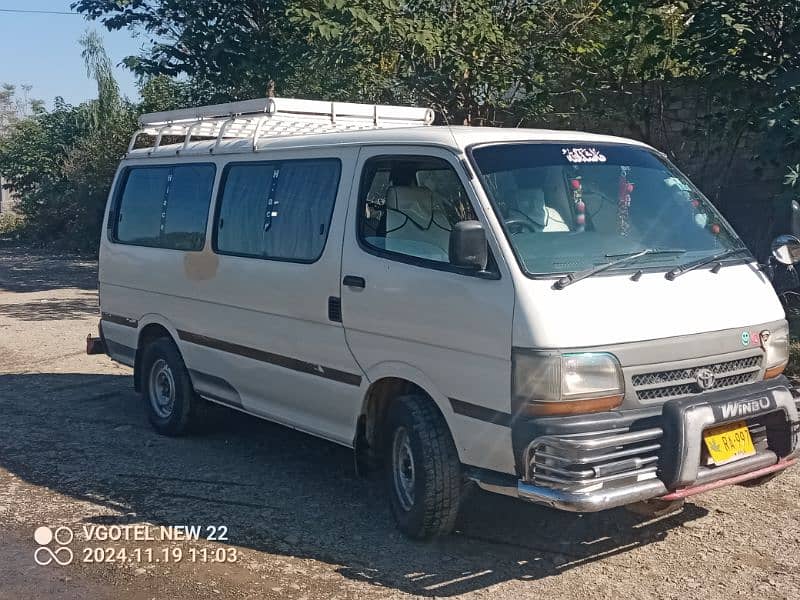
[385,395,462,539]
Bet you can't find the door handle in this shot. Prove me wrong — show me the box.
[343,275,366,289]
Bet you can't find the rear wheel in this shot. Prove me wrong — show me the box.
[141,337,208,436]
[385,395,462,539]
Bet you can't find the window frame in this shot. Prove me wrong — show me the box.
[211,157,343,265]
[355,154,500,279]
[108,162,217,252]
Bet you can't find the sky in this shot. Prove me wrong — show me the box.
[0,1,143,108]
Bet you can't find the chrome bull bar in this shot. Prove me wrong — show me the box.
[515,387,799,512]
[518,427,668,511]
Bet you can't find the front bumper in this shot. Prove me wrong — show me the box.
[514,378,799,511]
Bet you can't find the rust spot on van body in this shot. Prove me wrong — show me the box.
[184,249,219,280]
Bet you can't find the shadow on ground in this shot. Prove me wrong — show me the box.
[0,372,707,596]
[0,245,97,293]
[0,293,99,321]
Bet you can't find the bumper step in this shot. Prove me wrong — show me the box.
[659,456,797,500]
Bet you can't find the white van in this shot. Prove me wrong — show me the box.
[90,97,800,539]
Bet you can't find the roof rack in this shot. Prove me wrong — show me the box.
[128,97,436,156]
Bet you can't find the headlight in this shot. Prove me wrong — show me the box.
[763,322,790,379]
[512,350,624,416]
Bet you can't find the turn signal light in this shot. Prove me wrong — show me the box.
[764,361,788,380]
[523,394,624,416]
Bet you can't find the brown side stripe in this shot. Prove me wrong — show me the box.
[449,398,512,428]
[101,312,138,328]
[177,330,362,387]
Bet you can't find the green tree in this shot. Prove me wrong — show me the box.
[138,75,193,114]
[73,0,612,123]
[682,0,800,162]
[289,0,575,124]
[72,0,309,102]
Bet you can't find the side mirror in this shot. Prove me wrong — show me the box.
[449,220,488,270]
[771,234,800,265]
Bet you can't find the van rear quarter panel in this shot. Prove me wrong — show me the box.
[99,149,366,445]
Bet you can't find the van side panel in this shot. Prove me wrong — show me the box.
[99,149,366,446]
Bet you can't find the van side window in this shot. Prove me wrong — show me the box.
[358,156,476,264]
[214,159,340,262]
[114,164,215,250]
[162,165,217,250]
[115,168,169,247]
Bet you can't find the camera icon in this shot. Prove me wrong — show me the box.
[34,526,74,566]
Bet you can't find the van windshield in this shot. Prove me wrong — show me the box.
[470,142,745,276]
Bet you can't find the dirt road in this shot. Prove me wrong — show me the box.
[0,243,798,599]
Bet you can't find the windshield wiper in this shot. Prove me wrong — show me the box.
[554,248,686,290]
[665,247,751,281]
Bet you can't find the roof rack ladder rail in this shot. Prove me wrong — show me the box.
[212,117,237,154]
[180,120,204,154]
[252,115,270,152]
[127,129,147,155]
[251,100,275,151]
[148,124,174,155]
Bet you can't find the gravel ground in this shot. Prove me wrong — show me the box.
[0,243,798,600]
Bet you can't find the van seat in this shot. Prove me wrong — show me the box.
[385,186,451,257]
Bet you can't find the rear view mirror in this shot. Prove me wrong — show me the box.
[449,221,488,270]
[771,234,800,265]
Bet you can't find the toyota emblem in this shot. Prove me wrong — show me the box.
[694,367,716,391]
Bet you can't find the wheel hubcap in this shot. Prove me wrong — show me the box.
[392,427,415,511]
[148,359,176,419]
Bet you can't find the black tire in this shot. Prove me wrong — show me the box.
[385,394,462,539]
[140,337,208,436]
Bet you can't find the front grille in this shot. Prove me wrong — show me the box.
[632,355,762,402]
[527,428,663,492]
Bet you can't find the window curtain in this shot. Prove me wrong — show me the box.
[264,160,340,261]
[217,164,275,255]
[163,164,216,249]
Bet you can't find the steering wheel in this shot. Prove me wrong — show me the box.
[505,217,537,234]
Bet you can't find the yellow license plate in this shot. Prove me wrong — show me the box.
[703,421,756,465]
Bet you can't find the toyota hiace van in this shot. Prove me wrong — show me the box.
[89,97,800,538]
